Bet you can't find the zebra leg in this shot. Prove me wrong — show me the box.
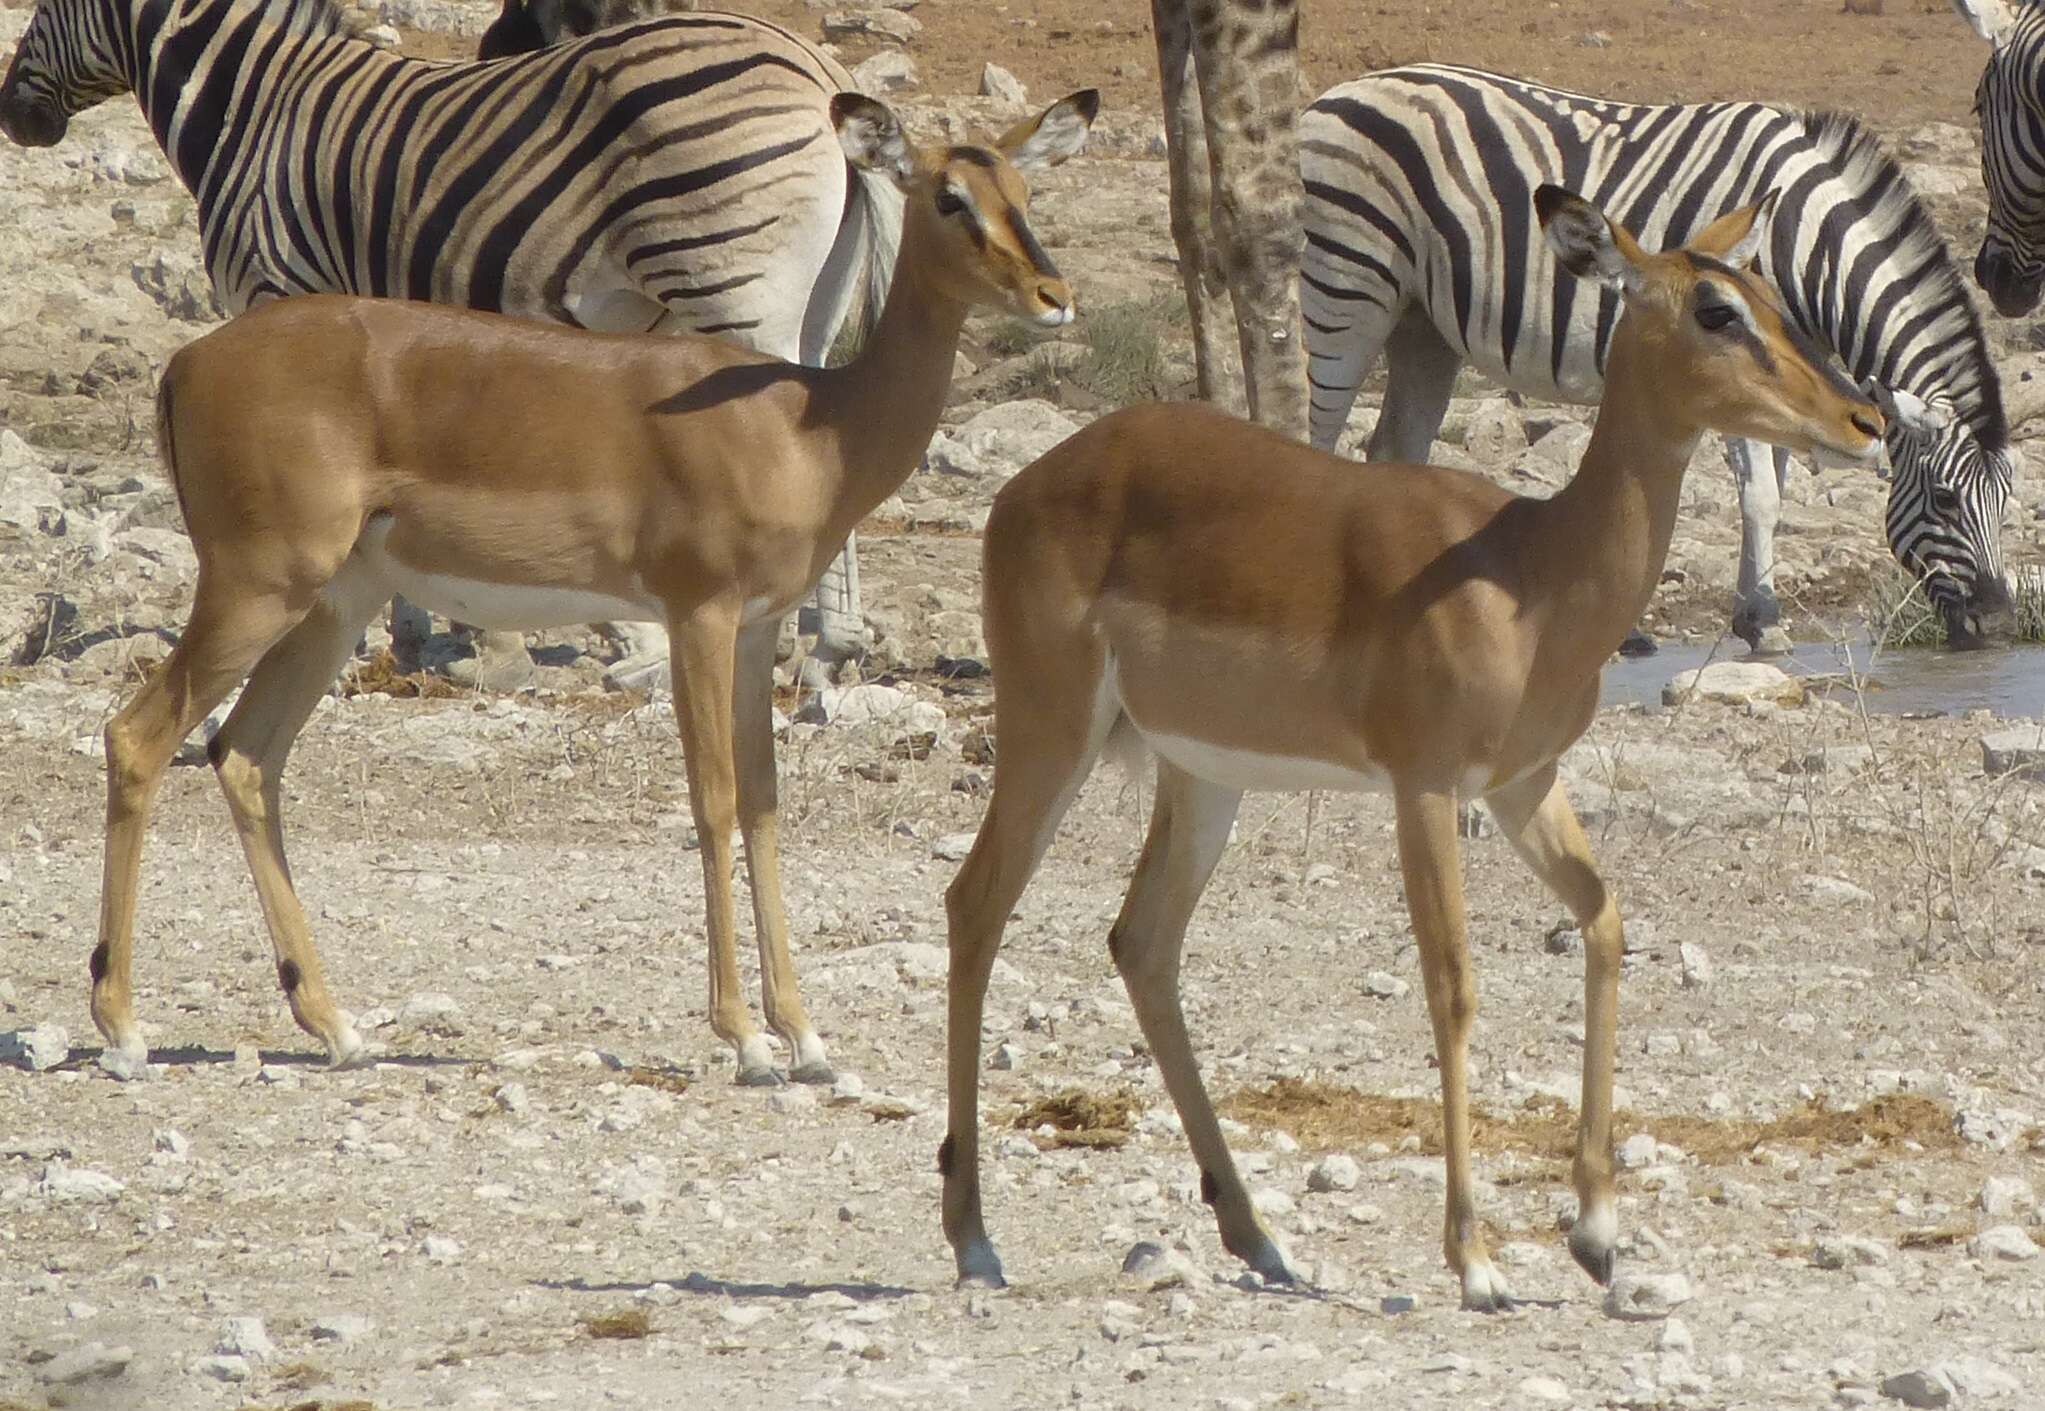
[1189,0,1309,441]
[1153,0,1244,416]
[1728,437,1794,653]
[1366,308,1463,463]
[452,628,539,692]
[1303,281,1398,453]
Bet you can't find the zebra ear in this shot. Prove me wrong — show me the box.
[1866,381,1954,436]
[833,94,918,186]
[1953,0,2017,46]
[1534,184,1642,294]
[997,90,1101,172]
[1689,190,1777,269]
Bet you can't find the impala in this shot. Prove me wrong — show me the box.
[92,90,1098,1084]
[938,186,1883,1309]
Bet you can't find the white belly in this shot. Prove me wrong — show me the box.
[353,518,660,630]
[1139,729,1392,794]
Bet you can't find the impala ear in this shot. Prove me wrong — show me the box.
[1535,184,1644,294]
[1953,0,2017,46]
[833,93,918,185]
[1688,190,1778,269]
[996,89,1100,172]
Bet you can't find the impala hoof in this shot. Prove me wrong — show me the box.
[736,1065,786,1088]
[1570,1202,1618,1286]
[97,1040,150,1082]
[789,1059,836,1086]
[1571,1233,1617,1287]
[1460,1262,1517,1313]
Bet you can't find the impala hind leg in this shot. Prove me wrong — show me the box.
[1366,309,1463,464]
[669,604,781,1085]
[941,649,1117,1288]
[1109,764,1296,1282]
[95,583,308,1074]
[1393,784,1514,1311]
[208,560,389,1068]
[733,618,830,1083]
[1487,767,1622,1289]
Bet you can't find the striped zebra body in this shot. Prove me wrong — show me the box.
[1954,0,2045,316]
[1301,65,2012,645]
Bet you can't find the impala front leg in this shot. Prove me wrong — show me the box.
[670,604,777,1085]
[1488,767,1621,1288]
[1394,784,1513,1311]
[733,617,831,1083]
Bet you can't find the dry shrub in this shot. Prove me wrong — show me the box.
[581,1308,654,1340]
[270,1362,329,1390]
[1221,1078,1958,1166]
[1011,1088,1139,1150]
[341,648,461,700]
[624,1066,690,1095]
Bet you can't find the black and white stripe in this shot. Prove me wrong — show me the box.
[1955,0,2045,316]
[1301,64,2013,643]
[0,0,897,358]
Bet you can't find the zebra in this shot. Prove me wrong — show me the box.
[1953,0,2045,317]
[1300,64,2014,648]
[479,0,694,62]
[0,0,899,679]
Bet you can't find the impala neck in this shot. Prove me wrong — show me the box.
[814,217,972,547]
[1527,320,1700,671]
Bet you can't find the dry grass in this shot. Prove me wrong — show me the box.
[581,1308,654,1340]
[1010,1087,1140,1150]
[340,648,462,700]
[624,1066,690,1095]
[1221,1077,1958,1166]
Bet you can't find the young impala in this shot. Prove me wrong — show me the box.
[939,186,1884,1309]
[92,90,1097,1084]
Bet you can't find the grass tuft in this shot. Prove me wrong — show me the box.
[1010,1087,1139,1149]
[1067,292,1183,406]
[1865,565,2045,648]
[581,1308,654,1340]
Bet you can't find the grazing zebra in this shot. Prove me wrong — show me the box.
[1301,65,2014,647]
[1953,0,2045,317]
[0,0,897,675]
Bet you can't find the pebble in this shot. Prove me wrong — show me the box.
[399,992,464,1031]
[1379,1293,1418,1314]
[1603,1271,1693,1320]
[1517,1376,1570,1402]
[1678,942,1713,988]
[1970,1225,2039,1261]
[768,1086,816,1114]
[1878,1369,1952,1408]
[217,1316,275,1362]
[979,61,1027,106]
[35,1343,132,1386]
[1656,1317,1693,1353]
[1616,1132,1659,1168]
[421,1235,462,1262]
[1977,1175,2035,1220]
[1363,971,1408,999]
[1811,1235,1890,1269]
[1120,1241,1200,1285]
[151,1128,188,1157]
[828,1073,865,1104]
[193,1354,250,1382]
[932,832,976,862]
[311,1313,374,1344]
[1934,1356,2022,1398]
[494,1082,530,1114]
[39,1165,125,1204]
[987,1042,1021,1071]
[1306,1154,1360,1192]
[4,1022,72,1071]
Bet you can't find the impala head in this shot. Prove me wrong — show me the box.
[833,89,1097,327]
[1955,0,2045,315]
[0,0,130,148]
[1537,184,1884,468]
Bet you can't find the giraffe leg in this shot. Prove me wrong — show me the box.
[1109,762,1296,1282]
[1729,437,1793,652]
[1154,0,1244,415]
[1393,782,1514,1311]
[1487,766,1622,1290]
[208,559,389,1067]
[1365,307,1463,464]
[1190,0,1309,440]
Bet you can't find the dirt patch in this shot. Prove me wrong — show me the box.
[1011,1087,1140,1150]
[580,1310,654,1342]
[1222,1078,1959,1166]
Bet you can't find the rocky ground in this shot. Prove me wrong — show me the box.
[6,1,2045,1408]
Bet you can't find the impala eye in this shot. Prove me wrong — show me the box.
[1696,303,1738,332]
[935,186,965,216]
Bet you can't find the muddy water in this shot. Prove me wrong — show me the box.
[1601,638,2045,717]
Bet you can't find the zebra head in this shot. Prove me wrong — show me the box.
[0,0,130,148]
[1869,382,2016,645]
[1956,0,2045,314]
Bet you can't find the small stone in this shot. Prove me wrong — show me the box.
[1663,661,1804,707]
[151,1129,188,1157]
[1517,1376,1570,1402]
[932,832,976,862]
[39,1166,125,1204]
[1977,1175,2036,1220]
[36,1343,132,1386]
[1603,1271,1693,1320]
[1879,1368,1953,1408]
[820,8,921,46]
[399,992,463,1033]
[1970,1224,2039,1261]
[850,49,918,94]
[1656,1317,1694,1353]
[1980,724,2045,779]
[979,61,1027,106]
[1379,1293,1417,1314]
[1616,1132,1659,1169]
[8,1023,72,1071]
[1306,1154,1360,1193]
[1363,971,1408,999]
[828,1073,866,1105]
[987,1042,1021,1071]
[421,1234,462,1262]
[194,1354,250,1382]
[495,1083,530,1114]
[1678,942,1713,988]
[256,1063,301,1088]
[1800,875,1874,907]
[1120,1241,1199,1285]
[768,1086,816,1114]
[1933,1356,2022,1398]
[311,1313,373,1344]
[217,1316,276,1362]
[1812,1235,1890,1269]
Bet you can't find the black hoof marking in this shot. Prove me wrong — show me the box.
[278,959,302,994]
[937,1135,957,1178]
[1199,1169,1219,1206]
[88,941,109,983]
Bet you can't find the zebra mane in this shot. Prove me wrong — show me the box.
[1795,108,2009,453]
[227,0,378,43]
